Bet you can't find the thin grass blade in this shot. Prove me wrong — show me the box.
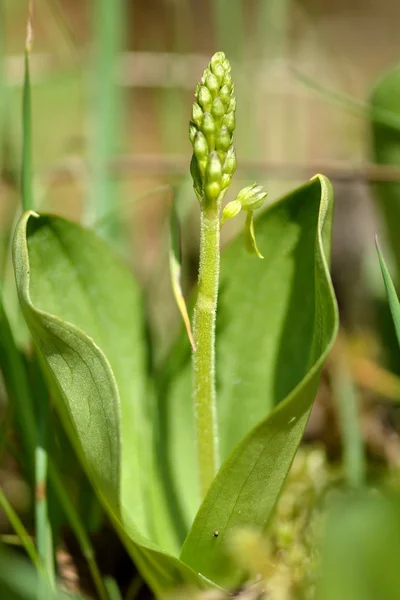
[376,237,400,347]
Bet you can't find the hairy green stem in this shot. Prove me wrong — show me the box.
[193,209,220,497]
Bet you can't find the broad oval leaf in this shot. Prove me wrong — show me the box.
[158,175,338,584]
[179,175,338,585]
[12,212,212,593]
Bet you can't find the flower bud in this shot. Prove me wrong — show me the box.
[201,68,211,85]
[223,72,233,90]
[189,122,197,144]
[193,132,208,176]
[216,126,231,155]
[211,63,225,84]
[202,112,216,138]
[211,97,225,120]
[222,111,235,133]
[205,182,221,202]
[206,151,222,183]
[206,73,219,97]
[198,86,213,111]
[219,85,231,105]
[192,103,203,128]
[210,51,226,71]
[223,147,237,176]
[220,199,242,226]
[222,58,230,72]
[221,174,232,189]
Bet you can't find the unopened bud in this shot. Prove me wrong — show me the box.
[222,58,231,72]
[223,147,237,176]
[192,103,203,128]
[221,199,242,226]
[193,132,208,171]
[206,73,219,97]
[212,63,225,84]
[206,151,222,183]
[223,72,233,90]
[221,174,232,189]
[210,51,226,71]
[205,181,221,202]
[198,86,213,111]
[216,126,231,155]
[211,97,225,120]
[189,122,197,144]
[222,111,235,133]
[219,85,231,105]
[202,112,216,138]
[201,68,211,85]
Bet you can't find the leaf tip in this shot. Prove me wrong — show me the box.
[25,1,34,52]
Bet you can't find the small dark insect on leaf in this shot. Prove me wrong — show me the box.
[213,531,219,537]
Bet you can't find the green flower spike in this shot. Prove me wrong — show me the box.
[189,51,236,210]
[189,52,268,497]
[221,183,268,259]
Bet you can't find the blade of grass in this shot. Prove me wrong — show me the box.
[0,282,36,471]
[0,1,4,169]
[22,9,55,586]
[22,14,34,212]
[292,68,400,132]
[87,0,125,244]
[376,237,400,346]
[125,576,143,600]
[331,336,365,488]
[0,487,42,573]
[104,577,122,600]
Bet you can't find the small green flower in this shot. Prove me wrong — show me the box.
[220,183,268,259]
[237,184,268,211]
